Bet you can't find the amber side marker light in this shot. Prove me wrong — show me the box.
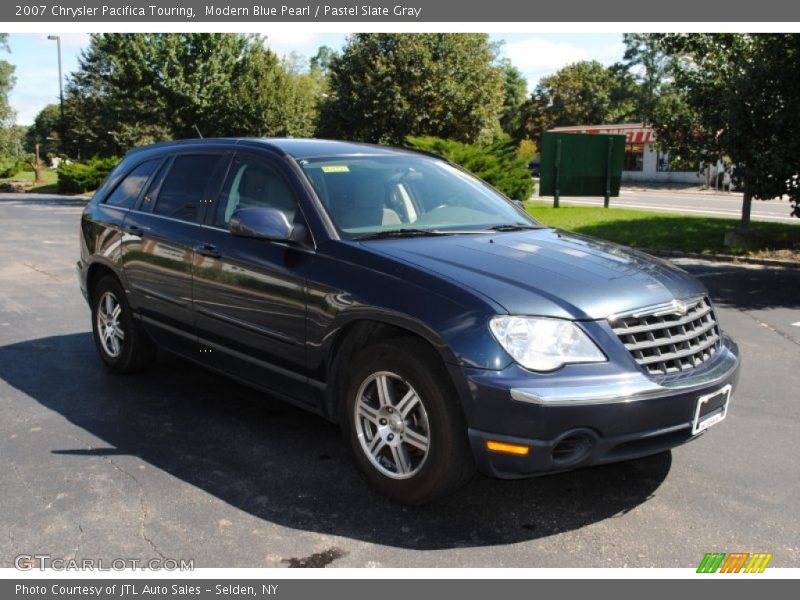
[486,440,530,455]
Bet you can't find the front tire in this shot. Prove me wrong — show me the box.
[342,338,474,504]
[91,275,155,373]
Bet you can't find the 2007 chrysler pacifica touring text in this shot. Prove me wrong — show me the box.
[78,138,740,504]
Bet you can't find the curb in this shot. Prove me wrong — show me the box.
[620,187,736,196]
[643,248,800,269]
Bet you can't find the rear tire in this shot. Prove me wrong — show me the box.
[91,275,156,373]
[341,338,475,505]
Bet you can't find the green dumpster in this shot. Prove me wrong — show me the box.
[539,132,626,208]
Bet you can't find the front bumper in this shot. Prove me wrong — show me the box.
[455,334,740,479]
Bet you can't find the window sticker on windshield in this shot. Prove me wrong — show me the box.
[322,165,350,173]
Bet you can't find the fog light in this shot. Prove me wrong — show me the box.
[486,440,530,455]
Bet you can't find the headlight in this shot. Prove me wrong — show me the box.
[489,316,606,372]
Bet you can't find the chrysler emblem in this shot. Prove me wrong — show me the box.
[672,299,689,315]
[621,297,702,320]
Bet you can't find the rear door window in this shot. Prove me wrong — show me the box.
[152,154,223,222]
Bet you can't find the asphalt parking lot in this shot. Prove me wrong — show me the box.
[1,195,798,568]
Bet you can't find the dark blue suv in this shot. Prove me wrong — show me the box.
[78,138,740,504]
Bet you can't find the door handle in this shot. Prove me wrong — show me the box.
[194,243,222,259]
[123,224,148,235]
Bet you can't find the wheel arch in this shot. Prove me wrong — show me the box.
[86,261,122,301]
[321,311,462,422]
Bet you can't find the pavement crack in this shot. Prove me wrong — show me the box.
[10,462,51,508]
[18,260,62,281]
[71,524,85,560]
[737,308,800,348]
[103,455,166,560]
[58,428,166,561]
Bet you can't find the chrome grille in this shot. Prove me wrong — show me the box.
[610,297,721,376]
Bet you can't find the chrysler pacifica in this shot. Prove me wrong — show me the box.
[78,138,740,504]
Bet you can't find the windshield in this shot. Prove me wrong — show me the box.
[298,154,538,239]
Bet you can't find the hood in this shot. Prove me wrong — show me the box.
[363,228,707,320]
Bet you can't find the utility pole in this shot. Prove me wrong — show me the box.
[47,35,65,153]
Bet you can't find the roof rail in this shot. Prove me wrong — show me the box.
[395,144,448,162]
[124,137,240,155]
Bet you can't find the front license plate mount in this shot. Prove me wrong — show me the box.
[692,384,732,435]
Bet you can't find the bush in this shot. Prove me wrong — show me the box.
[405,135,535,200]
[57,156,120,194]
[0,158,25,178]
[516,138,538,163]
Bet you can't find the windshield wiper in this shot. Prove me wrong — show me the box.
[354,228,451,241]
[483,224,540,232]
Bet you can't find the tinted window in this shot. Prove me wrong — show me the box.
[153,155,222,222]
[214,156,297,228]
[104,159,160,209]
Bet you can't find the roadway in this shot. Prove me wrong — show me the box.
[549,189,798,223]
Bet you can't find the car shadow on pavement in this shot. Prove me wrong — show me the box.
[680,261,800,312]
[0,333,671,551]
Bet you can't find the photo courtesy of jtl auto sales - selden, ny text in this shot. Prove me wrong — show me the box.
[0,0,798,596]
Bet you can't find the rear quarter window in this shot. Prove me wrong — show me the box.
[103,159,161,209]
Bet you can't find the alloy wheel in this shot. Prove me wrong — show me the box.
[354,371,431,479]
[96,291,125,358]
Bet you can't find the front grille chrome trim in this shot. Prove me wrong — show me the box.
[610,296,722,376]
[623,319,717,352]
[612,303,713,335]
[635,331,719,365]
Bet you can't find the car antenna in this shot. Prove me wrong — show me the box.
[193,124,203,139]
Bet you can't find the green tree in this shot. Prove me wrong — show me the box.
[225,47,321,140]
[64,33,321,158]
[310,45,338,74]
[515,60,637,143]
[645,34,800,227]
[619,33,675,123]
[617,33,698,174]
[0,36,12,118]
[0,36,59,180]
[499,58,528,137]
[0,33,20,174]
[24,103,61,159]
[318,34,504,145]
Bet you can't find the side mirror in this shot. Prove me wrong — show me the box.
[229,207,294,241]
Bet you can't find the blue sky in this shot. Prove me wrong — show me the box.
[5,32,625,126]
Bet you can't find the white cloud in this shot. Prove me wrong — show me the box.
[502,38,590,72]
[10,90,59,125]
[56,33,91,49]
[34,33,90,50]
[262,32,323,57]
[599,40,627,64]
[9,65,63,125]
